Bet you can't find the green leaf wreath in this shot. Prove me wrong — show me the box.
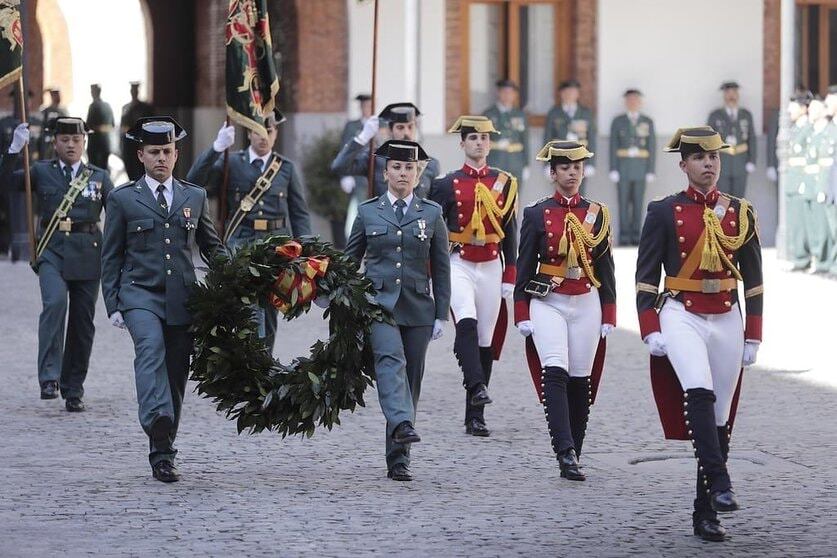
[189,235,389,437]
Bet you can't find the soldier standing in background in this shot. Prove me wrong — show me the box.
[707,82,756,197]
[804,99,833,273]
[339,93,373,241]
[86,84,115,171]
[483,80,530,189]
[544,79,597,181]
[765,108,780,184]
[120,82,154,181]
[784,93,814,270]
[608,89,656,246]
[39,87,67,161]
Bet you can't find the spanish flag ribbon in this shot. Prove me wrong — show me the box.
[269,241,330,314]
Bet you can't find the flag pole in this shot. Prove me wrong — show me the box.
[366,0,379,198]
[17,0,35,262]
[219,116,230,238]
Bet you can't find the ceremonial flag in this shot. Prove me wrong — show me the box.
[0,0,23,90]
[225,0,279,138]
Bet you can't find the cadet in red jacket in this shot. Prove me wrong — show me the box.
[635,127,763,542]
[514,141,615,481]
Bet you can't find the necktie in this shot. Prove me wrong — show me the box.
[394,199,406,223]
[156,184,168,213]
[63,165,73,183]
[252,158,264,173]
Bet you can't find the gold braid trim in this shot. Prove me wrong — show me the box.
[699,199,751,280]
[468,174,518,242]
[559,205,611,288]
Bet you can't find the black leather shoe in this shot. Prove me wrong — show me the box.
[65,397,85,412]
[40,381,59,400]
[710,489,740,512]
[392,421,421,444]
[150,415,174,449]
[465,418,490,437]
[557,448,586,481]
[151,460,180,483]
[387,463,413,481]
[468,384,492,406]
[694,518,726,541]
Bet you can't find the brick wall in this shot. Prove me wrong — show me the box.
[573,0,596,111]
[763,0,781,127]
[445,0,463,125]
[195,0,226,108]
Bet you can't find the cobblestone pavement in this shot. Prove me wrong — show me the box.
[1,250,834,557]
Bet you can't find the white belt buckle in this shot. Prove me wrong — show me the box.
[565,267,582,280]
[701,279,721,294]
[627,146,639,157]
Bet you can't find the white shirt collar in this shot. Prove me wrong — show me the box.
[627,111,639,121]
[248,147,271,165]
[726,106,738,118]
[59,160,82,176]
[496,102,511,113]
[562,103,578,115]
[387,190,414,210]
[145,174,174,192]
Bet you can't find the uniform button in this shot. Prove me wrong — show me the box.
[585,283,591,289]
[676,220,683,226]
[396,230,402,236]
[136,226,142,231]
[372,231,377,236]
[166,269,172,275]
[396,246,401,252]
[258,211,264,216]
[457,201,462,207]
[259,200,264,206]
[548,232,554,238]
[685,299,693,307]
[678,236,685,243]
[548,246,554,251]
[165,223,170,228]
[728,207,734,213]
[165,238,171,244]
[492,250,497,256]
[165,254,171,260]
[726,270,732,276]
[681,252,687,258]
[396,262,402,268]
[453,180,459,185]
[724,301,731,307]
[460,249,465,256]
[675,205,682,212]
[545,209,551,215]
[458,213,464,219]
[279,192,285,197]
[546,220,552,226]
[730,221,736,227]
[498,200,504,206]
[727,253,733,259]
[93,242,98,247]
[395,278,401,285]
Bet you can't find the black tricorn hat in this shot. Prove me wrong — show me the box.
[495,79,518,90]
[623,88,642,97]
[558,79,581,91]
[536,140,594,164]
[379,102,421,124]
[720,81,740,90]
[374,140,429,162]
[664,126,729,154]
[355,93,372,102]
[264,109,286,128]
[125,116,187,144]
[49,117,90,135]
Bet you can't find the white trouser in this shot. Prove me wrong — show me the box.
[659,299,744,426]
[450,253,502,346]
[529,288,601,377]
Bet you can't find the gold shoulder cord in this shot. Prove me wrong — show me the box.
[468,173,518,242]
[557,204,611,288]
[699,198,750,280]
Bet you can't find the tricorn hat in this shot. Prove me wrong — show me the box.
[447,115,500,136]
[495,79,519,90]
[374,140,429,162]
[49,117,90,135]
[264,109,286,128]
[623,88,643,97]
[664,126,729,154]
[354,93,372,102]
[379,102,421,124]
[558,79,581,91]
[535,140,594,164]
[125,116,187,145]
[720,81,740,91]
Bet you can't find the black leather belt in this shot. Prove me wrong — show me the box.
[47,220,99,234]
[243,217,286,231]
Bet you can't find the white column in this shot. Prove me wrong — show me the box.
[776,0,795,256]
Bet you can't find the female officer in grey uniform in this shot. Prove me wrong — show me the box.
[344,140,451,482]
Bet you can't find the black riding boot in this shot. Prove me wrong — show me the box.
[454,318,491,409]
[685,389,738,514]
[693,424,733,541]
[465,347,494,434]
[567,376,591,457]
[542,366,584,481]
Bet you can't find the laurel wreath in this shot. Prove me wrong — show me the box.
[189,235,388,437]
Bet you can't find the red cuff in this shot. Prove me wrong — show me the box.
[745,315,762,341]
[639,308,660,339]
[601,303,616,326]
[514,299,530,324]
[502,265,517,284]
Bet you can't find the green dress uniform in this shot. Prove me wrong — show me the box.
[806,122,836,272]
[101,117,227,473]
[609,113,656,244]
[766,109,780,173]
[186,118,312,352]
[785,119,814,269]
[825,120,837,273]
[344,140,451,477]
[543,105,597,161]
[482,104,529,187]
[707,107,756,197]
[86,98,115,170]
[0,118,114,403]
[38,104,68,161]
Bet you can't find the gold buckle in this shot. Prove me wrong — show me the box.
[253,219,268,231]
[58,219,73,232]
[701,279,721,294]
[565,267,582,280]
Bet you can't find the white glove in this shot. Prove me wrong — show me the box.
[608,170,620,183]
[340,176,356,194]
[517,320,534,337]
[645,173,656,183]
[313,295,329,309]
[644,331,667,357]
[431,319,445,340]
[742,340,760,366]
[600,323,615,338]
[584,165,596,178]
[110,311,126,330]
[212,123,236,152]
[501,283,514,298]
[745,162,756,174]
[766,167,778,182]
[521,166,531,182]
[8,123,29,153]
[355,116,380,145]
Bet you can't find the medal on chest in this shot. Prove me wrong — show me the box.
[417,218,427,242]
[183,206,196,230]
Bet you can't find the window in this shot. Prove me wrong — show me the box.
[796,1,837,96]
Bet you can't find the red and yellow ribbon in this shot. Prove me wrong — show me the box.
[268,241,330,314]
